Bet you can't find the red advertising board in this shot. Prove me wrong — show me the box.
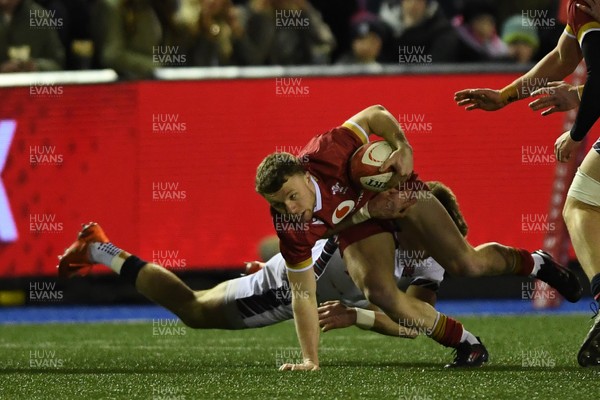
[0,74,593,277]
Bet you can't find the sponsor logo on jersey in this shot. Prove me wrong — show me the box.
[331,200,355,224]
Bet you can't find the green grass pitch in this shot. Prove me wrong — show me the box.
[1,314,599,399]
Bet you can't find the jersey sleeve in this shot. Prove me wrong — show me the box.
[342,120,370,144]
[278,234,314,272]
[271,208,319,272]
[569,31,600,141]
[300,124,368,185]
[565,0,600,44]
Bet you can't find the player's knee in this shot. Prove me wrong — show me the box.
[175,300,208,329]
[379,294,427,323]
[362,281,397,311]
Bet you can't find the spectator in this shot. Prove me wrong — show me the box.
[0,0,65,72]
[379,0,459,63]
[437,0,460,21]
[337,14,385,65]
[187,0,248,66]
[238,0,336,65]
[311,0,359,63]
[495,0,557,27]
[453,0,509,62]
[501,14,540,64]
[36,0,94,70]
[91,0,185,79]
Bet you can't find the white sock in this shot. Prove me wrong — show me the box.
[460,329,479,345]
[89,242,127,274]
[531,253,544,277]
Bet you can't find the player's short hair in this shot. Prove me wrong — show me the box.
[255,152,305,195]
[427,181,469,237]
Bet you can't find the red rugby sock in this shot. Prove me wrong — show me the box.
[512,248,534,276]
[429,313,463,348]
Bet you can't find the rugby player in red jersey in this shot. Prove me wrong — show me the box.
[455,0,600,366]
[255,104,582,371]
[57,180,481,363]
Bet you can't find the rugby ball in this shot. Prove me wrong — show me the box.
[349,141,393,192]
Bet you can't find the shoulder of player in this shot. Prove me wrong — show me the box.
[307,123,368,148]
[341,120,369,145]
[567,1,600,40]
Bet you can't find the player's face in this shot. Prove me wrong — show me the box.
[263,172,316,222]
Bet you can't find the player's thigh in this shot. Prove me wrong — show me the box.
[579,148,600,182]
[563,150,600,277]
[343,232,397,294]
[565,148,600,221]
[397,196,475,275]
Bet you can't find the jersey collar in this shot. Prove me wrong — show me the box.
[310,175,322,213]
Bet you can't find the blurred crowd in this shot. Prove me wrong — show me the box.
[0,0,565,79]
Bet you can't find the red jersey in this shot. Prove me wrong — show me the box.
[273,120,374,271]
[564,0,600,45]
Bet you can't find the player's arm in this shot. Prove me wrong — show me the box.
[455,33,582,111]
[556,31,600,162]
[323,189,417,237]
[569,31,600,142]
[318,301,413,337]
[524,1,600,116]
[280,261,320,371]
[344,105,413,185]
[318,286,437,338]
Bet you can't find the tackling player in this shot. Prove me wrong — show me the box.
[454,0,600,367]
[255,104,582,371]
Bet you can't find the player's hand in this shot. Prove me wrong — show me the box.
[279,360,319,371]
[381,146,414,188]
[577,0,600,21]
[318,301,356,332]
[554,130,582,163]
[454,88,505,111]
[368,188,416,218]
[529,81,580,116]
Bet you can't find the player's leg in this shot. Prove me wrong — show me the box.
[135,263,294,330]
[562,149,600,366]
[344,233,434,324]
[406,285,436,306]
[139,257,296,330]
[343,231,488,367]
[135,263,233,329]
[396,193,582,302]
[58,223,239,329]
[401,252,444,307]
[564,150,600,287]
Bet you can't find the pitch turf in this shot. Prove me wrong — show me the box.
[1,314,599,399]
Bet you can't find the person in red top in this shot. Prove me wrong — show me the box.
[255,104,582,371]
[454,0,600,367]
